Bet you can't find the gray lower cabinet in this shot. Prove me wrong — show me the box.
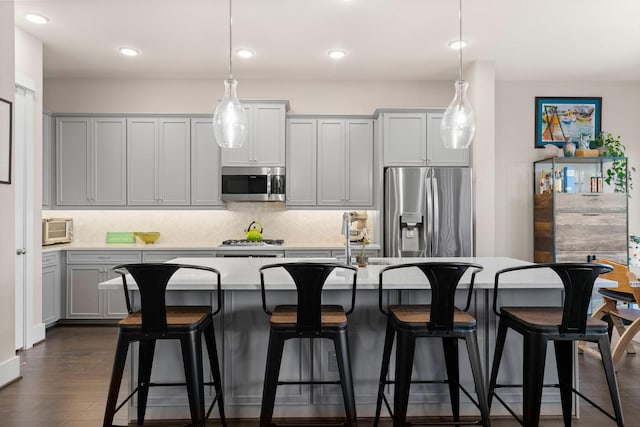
[191,117,222,206]
[66,250,141,319]
[42,252,62,327]
[127,117,191,206]
[56,116,127,206]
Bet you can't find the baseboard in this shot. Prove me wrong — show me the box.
[31,323,46,346]
[0,355,20,388]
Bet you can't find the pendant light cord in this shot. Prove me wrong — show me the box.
[458,0,463,82]
[228,0,233,79]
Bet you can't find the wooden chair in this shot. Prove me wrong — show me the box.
[580,259,640,367]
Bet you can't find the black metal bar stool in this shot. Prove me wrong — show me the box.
[102,263,226,427]
[488,263,624,426]
[373,262,489,427]
[259,262,358,427]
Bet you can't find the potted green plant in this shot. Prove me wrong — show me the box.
[596,132,635,193]
[356,230,370,267]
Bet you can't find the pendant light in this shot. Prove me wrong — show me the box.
[440,0,475,150]
[213,0,248,149]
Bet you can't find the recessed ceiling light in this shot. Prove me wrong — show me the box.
[448,40,467,50]
[236,49,255,58]
[119,47,140,57]
[25,13,50,24]
[328,50,347,59]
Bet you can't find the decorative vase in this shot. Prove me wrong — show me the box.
[563,138,576,157]
[356,256,369,268]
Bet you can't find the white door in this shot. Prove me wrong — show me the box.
[14,85,35,350]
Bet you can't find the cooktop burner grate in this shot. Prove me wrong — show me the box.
[221,239,284,246]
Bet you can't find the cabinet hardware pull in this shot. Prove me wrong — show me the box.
[581,194,600,197]
[582,213,601,216]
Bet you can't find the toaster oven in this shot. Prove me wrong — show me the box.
[42,218,73,245]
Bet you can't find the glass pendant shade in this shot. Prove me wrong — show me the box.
[440,80,475,150]
[213,78,248,149]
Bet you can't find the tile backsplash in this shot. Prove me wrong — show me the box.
[44,204,378,245]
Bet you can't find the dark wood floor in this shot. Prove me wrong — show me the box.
[0,326,638,426]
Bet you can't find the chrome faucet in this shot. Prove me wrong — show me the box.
[342,212,352,265]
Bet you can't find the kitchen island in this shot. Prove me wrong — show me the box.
[99,257,610,422]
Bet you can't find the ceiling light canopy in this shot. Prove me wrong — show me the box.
[213,0,248,149]
[328,50,347,59]
[440,0,475,150]
[25,13,49,24]
[119,47,140,57]
[236,48,255,58]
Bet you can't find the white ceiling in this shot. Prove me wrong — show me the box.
[14,0,640,82]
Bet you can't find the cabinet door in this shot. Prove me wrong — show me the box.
[317,120,346,205]
[43,113,53,208]
[221,105,253,166]
[42,264,60,327]
[191,118,222,206]
[127,118,159,205]
[286,118,317,206]
[346,119,373,206]
[94,118,127,205]
[158,118,190,205]
[66,265,103,319]
[56,117,91,205]
[103,268,129,318]
[426,112,470,167]
[252,103,286,166]
[382,113,427,166]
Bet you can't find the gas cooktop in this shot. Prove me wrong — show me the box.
[221,239,284,246]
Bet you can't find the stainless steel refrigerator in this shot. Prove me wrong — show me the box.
[384,167,473,257]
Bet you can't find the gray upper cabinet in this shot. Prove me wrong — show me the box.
[56,117,127,206]
[380,110,470,167]
[317,119,373,207]
[286,118,318,206]
[127,117,191,206]
[43,113,53,208]
[191,117,222,206]
[425,111,470,167]
[221,102,286,167]
[382,112,427,166]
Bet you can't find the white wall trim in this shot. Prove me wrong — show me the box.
[31,323,45,345]
[0,356,20,388]
[15,72,35,92]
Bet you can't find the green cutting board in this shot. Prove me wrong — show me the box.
[106,232,135,244]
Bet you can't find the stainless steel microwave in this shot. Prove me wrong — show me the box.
[221,167,285,202]
[42,218,73,245]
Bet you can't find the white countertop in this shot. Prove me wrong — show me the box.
[43,242,381,253]
[98,256,615,291]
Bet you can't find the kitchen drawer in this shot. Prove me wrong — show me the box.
[555,193,626,212]
[42,252,59,267]
[66,250,142,264]
[142,250,216,263]
[555,251,628,264]
[556,212,627,252]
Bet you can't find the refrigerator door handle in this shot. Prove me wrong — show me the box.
[425,171,433,257]
[431,175,439,253]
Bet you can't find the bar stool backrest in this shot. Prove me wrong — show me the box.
[260,262,358,336]
[113,263,222,334]
[493,263,613,334]
[379,262,483,331]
